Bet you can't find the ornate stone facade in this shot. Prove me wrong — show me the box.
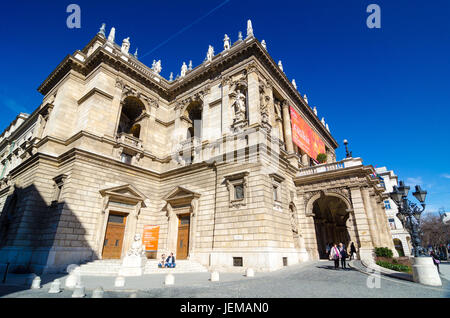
[0,22,394,274]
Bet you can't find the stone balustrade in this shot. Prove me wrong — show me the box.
[116,133,143,149]
[297,157,363,177]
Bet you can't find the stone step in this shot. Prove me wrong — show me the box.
[77,259,208,276]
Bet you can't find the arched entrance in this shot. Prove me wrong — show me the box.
[393,238,405,257]
[312,195,351,259]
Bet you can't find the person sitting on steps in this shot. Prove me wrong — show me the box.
[165,252,176,268]
[158,254,166,268]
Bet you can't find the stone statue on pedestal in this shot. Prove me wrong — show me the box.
[206,45,214,62]
[181,62,187,77]
[152,60,162,75]
[223,34,230,51]
[118,233,147,276]
[121,37,130,55]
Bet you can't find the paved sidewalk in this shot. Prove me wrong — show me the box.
[1,261,449,298]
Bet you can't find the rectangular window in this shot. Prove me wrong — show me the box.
[108,214,125,224]
[388,218,396,230]
[273,185,279,202]
[233,257,243,267]
[384,200,391,210]
[283,257,288,266]
[234,184,244,200]
[120,153,132,165]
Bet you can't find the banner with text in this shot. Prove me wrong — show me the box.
[143,225,160,252]
[290,106,325,162]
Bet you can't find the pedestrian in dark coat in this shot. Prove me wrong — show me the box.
[339,243,348,269]
[430,250,441,274]
[349,242,357,260]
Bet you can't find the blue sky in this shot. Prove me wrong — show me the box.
[0,0,449,213]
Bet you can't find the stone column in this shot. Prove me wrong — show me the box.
[247,70,261,126]
[201,94,210,142]
[370,194,388,247]
[221,79,231,135]
[281,102,294,153]
[166,204,178,255]
[349,187,373,260]
[188,198,199,257]
[361,188,381,247]
[173,106,182,145]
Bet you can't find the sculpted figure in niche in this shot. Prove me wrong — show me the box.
[233,89,246,121]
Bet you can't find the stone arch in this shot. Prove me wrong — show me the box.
[305,190,352,217]
[117,96,147,139]
[184,100,203,139]
[305,191,354,259]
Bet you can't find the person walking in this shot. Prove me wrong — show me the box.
[430,250,441,274]
[339,243,348,269]
[329,243,341,269]
[349,242,357,260]
[325,243,331,259]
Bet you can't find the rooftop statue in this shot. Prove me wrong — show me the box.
[238,31,243,41]
[169,72,173,81]
[152,60,162,75]
[206,45,214,62]
[107,27,115,43]
[98,23,106,37]
[134,48,138,59]
[303,94,308,104]
[292,79,297,90]
[247,19,254,38]
[188,60,193,71]
[313,106,318,116]
[261,40,267,50]
[223,34,230,51]
[121,37,130,55]
[278,60,283,72]
[181,62,187,77]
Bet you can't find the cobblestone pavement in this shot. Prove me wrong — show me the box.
[1,261,449,298]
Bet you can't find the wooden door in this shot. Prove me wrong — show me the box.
[102,213,127,259]
[176,214,190,260]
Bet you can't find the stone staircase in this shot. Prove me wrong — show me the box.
[77,259,208,276]
[144,260,208,274]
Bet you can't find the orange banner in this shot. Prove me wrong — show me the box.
[143,225,160,252]
[290,106,325,162]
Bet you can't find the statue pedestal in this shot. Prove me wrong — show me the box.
[118,255,146,277]
[412,257,442,286]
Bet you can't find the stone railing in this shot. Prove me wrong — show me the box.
[180,136,202,149]
[116,133,143,149]
[297,157,363,177]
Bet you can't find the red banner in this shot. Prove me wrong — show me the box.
[143,225,160,252]
[290,106,325,162]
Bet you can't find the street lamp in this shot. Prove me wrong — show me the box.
[389,180,427,257]
[343,139,352,158]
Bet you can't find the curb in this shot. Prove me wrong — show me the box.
[348,260,413,282]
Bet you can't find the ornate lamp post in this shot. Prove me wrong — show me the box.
[389,181,427,257]
[389,181,441,286]
[343,139,352,158]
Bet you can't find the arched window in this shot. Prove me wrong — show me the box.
[185,101,202,139]
[117,96,146,139]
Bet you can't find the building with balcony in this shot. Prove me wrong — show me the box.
[0,21,395,274]
[375,167,411,256]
